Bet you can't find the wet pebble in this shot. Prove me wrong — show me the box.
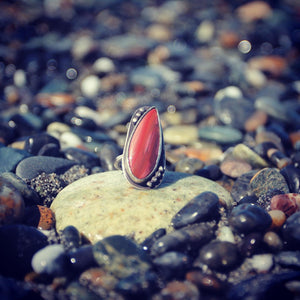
[0,178,25,225]
[31,244,67,276]
[68,245,97,273]
[171,191,220,229]
[239,232,263,257]
[280,165,300,193]
[60,225,82,251]
[153,251,191,279]
[15,156,77,180]
[229,203,272,234]
[268,210,287,229]
[263,231,283,252]
[282,212,300,249]
[195,241,240,272]
[24,133,60,155]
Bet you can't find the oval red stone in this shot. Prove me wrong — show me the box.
[128,108,160,179]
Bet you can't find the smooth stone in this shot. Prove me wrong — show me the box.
[220,159,252,178]
[0,147,31,173]
[171,192,220,229]
[51,171,232,243]
[31,244,67,276]
[60,225,82,251]
[263,231,283,252]
[24,133,60,155]
[0,172,41,205]
[239,233,263,257]
[232,144,268,168]
[15,156,77,180]
[250,168,290,197]
[248,254,274,273]
[196,241,240,272]
[163,125,198,145]
[270,193,300,216]
[198,126,243,145]
[282,212,300,248]
[268,210,286,229]
[229,203,272,234]
[275,251,300,268]
[80,75,101,98]
[281,165,300,193]
[68,245,96,273]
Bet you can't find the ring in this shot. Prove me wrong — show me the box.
[116,106,166,189]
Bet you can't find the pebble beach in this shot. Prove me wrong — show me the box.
[1,0,300,299]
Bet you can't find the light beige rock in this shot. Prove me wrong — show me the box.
[51,171,233,243]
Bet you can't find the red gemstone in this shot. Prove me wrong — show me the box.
[128,108,160,179]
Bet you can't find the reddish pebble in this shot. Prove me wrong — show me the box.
[289,131,300,148]
[36,93,75,107]
[244,110,268,132]
[153,280,200,300]
[270,194,300,217]
[220,159,252,178]
[24,205,55,230]
[0,179,25,225]
[236,1,272,23]
[268,210,286,229]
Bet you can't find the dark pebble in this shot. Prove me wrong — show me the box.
[227,271,300,300]
[150,223,215,256]
[239,232,263,257]
[0,224,48,278]
[229,203,272,234]
[24,133,60,155]
[64,113,97,130]
[282,211,300,249]
[172,191,220,229]
[275,251,300,269]
[0,172,41,205]
[0,147,31,173]
[195,164,221,181]
[141,228,166,252]
[60,225,82,251]
[280,165,300,193]
[15,156,77,180]
[195,241,240,272]
[68,245,97,273]
[153,251,191,279]
[37,143,62,157]
[250,168,289,197]
[63,147,100,170]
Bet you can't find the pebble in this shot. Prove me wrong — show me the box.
[163,125,198,145]
[268,210,287,229]
[24,133,60,155]
[171,191,220,229]
[275,251,300,269]
[250,168,290,197]
[220,159,252,178]
[175,157,205,174]
[152,280,200,300]
[198,126,243,145]
[51,171,232,243]
[31,244,67,276]
[60,225,82,251]
[248,254,274,273]
[0,224,48,278]
[0,172,41,205]
[270,193,300,216]
[229,203,272,234]
[263,231,283,252]
[239,232,263,257]
[196,241,240,272]
[150,223,215,257]
[244,110,268,132]
[68,245,96,273]
[232,144,269,168]
[153,251,191,279]
[0,147,31,173]
[280,165,300,193]
[0,178,25,225]
[80,75,101,98]
[15,156,77,180]
[282,212,300,249]
[24,205,55,230]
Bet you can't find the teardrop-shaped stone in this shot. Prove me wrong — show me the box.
[128,108,160,179]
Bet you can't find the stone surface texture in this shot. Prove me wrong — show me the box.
[51,171,232,243]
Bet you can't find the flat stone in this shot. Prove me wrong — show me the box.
[51,171,232,243]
